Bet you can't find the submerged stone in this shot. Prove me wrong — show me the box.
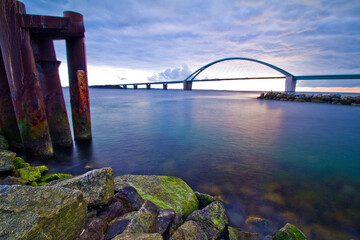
[47,167,114,206]
[0,150,15,173]
[186,200,227,239]
[273,223,308,240]
[114,175,198,217]
[0,185,87,240]
[245,216,269,235]
[228,226,262,240]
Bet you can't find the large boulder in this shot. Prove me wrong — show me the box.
[186,201,227,239]
[169,220,207,240]
[0,185,87,240]
[0,150,15,174]
[0,135,9,150]
[273,223,308,240]
[47,167,114,206]
[114,175,198,217]
[113,233,163,240]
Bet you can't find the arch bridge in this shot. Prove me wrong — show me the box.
[120,57,360,92]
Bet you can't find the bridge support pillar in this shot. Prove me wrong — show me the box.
[146,84,151,89]
[133,84,137,89]
[183,81,192,90]
[285,76,296,92]
[123,85,127,89]
[65,11,92,141]
[163,84,168,90]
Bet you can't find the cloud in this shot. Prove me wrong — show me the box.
[148,64,192,82]
[22,0,360,88]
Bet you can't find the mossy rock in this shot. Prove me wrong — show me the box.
[195,191,216,208]
[12,157,30,169]
[0,150,15,173]
[37,173,72,186]
[0,135,9,150]
[15,167,41,182]
[36,165,48,176]
[273,223,308,240]
[114,175,199,217]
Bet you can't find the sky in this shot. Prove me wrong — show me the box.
[23,0,360,92]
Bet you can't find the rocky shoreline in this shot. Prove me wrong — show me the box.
[257,91,360,105]
[0,135,308,240]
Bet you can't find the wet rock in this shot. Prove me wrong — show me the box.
[273,223,308,240]
[228,227,262,240]
[245,216,269,235]
[76,217,106,240]
[155,208,176,235]
[113,233,163,240]
[13,157,30,169]
[186,200,227,239]
[0,135,9,150]
[47,167,114,206]
[123,200,159,234]
[167,213,183,237]
[98,201,124,223]
[114,175,198,217]
[37,173,72,186]
[0,185,87,240]
[113,185,145,212]
[195,191,216,208]
[169,220,207,240]
[0,150,15,174]
[0,176,28,185]
[15,166,42,182]
[104,211,137,240]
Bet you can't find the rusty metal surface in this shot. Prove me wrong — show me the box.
[32,37,73,147]
[22,14,69,29]
[65,15,91,141]
[0,47,23,150]
[0,0,53,158]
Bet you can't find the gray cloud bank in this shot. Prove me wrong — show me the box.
[23,0,360,87]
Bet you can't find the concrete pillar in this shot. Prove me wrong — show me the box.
[285,76,296,92]
[64,11,92,141]
[0,0,53,158]
[163,84,168,90]
[183,81,192,90]
[133,84,138,89]
[146,84,151,89]
[123,85,127,89]
[31,37,73,147]
[0,47,23,150]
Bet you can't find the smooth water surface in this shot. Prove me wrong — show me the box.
[42,89,360,240]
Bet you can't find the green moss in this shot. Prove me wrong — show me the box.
[38,173,72,185]
[0,135,9,150]
[15,167,41,182]
[36,165,48,176]
[273,223,308,240]
[13,157,30,169]
[115,175,199,217]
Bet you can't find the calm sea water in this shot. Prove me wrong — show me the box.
[41,88,360,240]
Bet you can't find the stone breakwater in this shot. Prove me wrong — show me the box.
[258,91,360,105]
[0,136,308,240]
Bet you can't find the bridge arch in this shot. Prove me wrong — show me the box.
[183,57,296,91]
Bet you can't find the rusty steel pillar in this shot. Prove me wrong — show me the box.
[163,84,168,90]
[31,37,73,147]
[146,84,151,89]
[64,11,92,141]
[0,47,23,150]
[0,0,53,158]
[183,81,192,90]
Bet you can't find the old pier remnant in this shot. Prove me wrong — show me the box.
[0,0,92,158]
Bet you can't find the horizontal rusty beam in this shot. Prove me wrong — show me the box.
[22,14,69,30]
